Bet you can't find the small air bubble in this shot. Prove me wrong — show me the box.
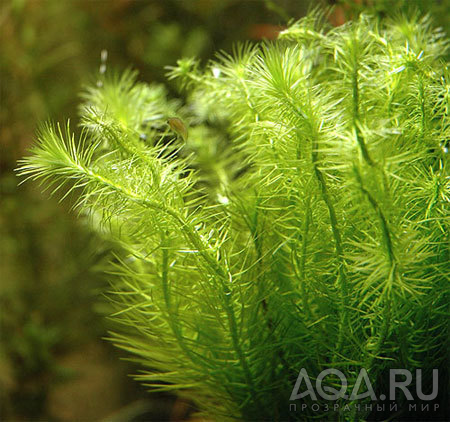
[217,194,229,205]
[97,49,108,86]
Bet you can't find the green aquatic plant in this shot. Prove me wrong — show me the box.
[18,11,449,421]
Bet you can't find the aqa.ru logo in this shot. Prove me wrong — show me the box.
[290,368,438,402]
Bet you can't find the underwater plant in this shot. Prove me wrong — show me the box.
[18,11,449,421]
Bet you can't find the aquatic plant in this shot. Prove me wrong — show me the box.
[18,11,449,421]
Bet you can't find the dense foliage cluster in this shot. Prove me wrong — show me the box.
[19,12,449,421]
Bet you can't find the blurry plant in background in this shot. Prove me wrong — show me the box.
[1,1,106,419]
[333,0,450,33]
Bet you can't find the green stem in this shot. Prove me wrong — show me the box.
[353,166,395,263]
[76,162,264,413]
[351,57,374,167]
[292,193,312,318]
[311,131,348,359]
[160,234,204,366]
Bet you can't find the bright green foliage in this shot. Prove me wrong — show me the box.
[18,12,449,421]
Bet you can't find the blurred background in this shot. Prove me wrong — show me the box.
[0,0,448,420]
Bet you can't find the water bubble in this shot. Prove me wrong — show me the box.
[217,193,229,205]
